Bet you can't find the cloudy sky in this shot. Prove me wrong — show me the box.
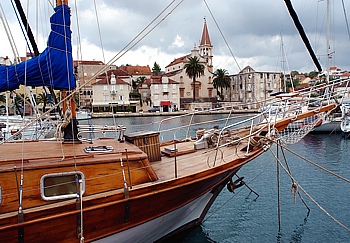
[1,0,350,75]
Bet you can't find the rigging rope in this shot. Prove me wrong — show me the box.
[203,0,241,72]
[270,148,350,232]
[341,0,350,41]
[274,140,350,184]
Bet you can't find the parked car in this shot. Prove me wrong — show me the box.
[148,107,160,112]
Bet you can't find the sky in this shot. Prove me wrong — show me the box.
[1,0,350,75]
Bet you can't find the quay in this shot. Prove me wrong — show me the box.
[90,109,258,118]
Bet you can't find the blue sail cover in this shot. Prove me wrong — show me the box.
[0,5,75,92]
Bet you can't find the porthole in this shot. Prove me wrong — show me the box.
[40,172,85,201]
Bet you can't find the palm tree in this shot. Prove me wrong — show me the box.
[184,56,205,102]
[132,76,146,91]
[36,92,50,112]
[213,68,230,101]
[0,93,5,104]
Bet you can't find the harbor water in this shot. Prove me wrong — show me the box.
[81,114,350,242]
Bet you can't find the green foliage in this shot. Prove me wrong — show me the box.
[213,68,230,100]
[0,93,5,103]
[308,71,319,79]
[132,76,147,90]
[36,92,51,111]
[290,70,299,77]
[152,62,161,76]
[184,56,205,102]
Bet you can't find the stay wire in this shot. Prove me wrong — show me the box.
[203,0,241,72]
[275,140,350,184]
[341,0,350,41]
[269,146,350,232]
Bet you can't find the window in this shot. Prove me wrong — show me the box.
[119,95,123,101]
[120,85,124,91]
[103,95,107,101]
[247,83,252,91]
[154,94,159,100]
[180,89,184,98]
[172,84,176,90]
[104,85,107,91]
[154,84,159,90]
[40,172,85,201]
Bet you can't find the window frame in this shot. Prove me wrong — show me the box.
[40,171,85,201]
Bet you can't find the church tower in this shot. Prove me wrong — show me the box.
[199,18,213,70]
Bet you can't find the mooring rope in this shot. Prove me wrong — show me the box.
[275,140,350,184]
[269,146,350,232]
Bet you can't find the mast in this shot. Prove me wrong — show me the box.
[284,0,322,72]
[326,0,331,83]
[13,0,39,56]
[56,0,80,143]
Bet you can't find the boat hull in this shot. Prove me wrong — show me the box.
[93,170,235,242]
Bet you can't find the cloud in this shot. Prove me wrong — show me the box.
[170,35,185,49]
[1,0,350,75]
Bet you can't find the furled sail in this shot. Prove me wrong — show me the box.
[0,4,75,92]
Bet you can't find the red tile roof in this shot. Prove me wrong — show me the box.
[119,65,152,76]
[73,60,105,66]
[165,54,190,68]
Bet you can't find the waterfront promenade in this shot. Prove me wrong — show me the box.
[91,108,258,118]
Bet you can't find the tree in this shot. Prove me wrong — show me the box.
[0,93,5,103]
[184,56,205,102]
[212,69,230,100]
[309,71,319,79]
[36,92,50,112]
[152,62,161,76]
[132,76,146,90]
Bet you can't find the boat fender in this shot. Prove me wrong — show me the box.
[227,176,245,193]
[314,114,322,127]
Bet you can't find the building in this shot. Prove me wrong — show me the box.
[90,65,153,113]
[91,70,132,113]
[164,19,215,110]
[74,60,113,110]
[149,76,180,112]
[229,66,282,108]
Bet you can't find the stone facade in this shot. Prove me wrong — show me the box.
[228,66,282,108]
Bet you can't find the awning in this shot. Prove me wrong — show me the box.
[161,100,171,106]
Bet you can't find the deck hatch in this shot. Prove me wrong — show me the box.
[40,172,85,201]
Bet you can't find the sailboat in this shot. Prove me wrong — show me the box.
[340,102,350,138]
[0,1,338,242]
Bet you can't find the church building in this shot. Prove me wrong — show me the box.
[164,19,216,110]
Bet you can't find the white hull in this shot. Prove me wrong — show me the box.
[311,119,341,133]
[94,186,218,242]
[340,104,350,133]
